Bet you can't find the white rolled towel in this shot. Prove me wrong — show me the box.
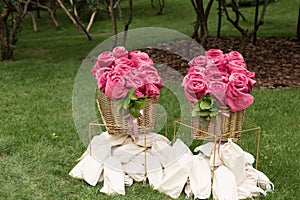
[112,142,145,164]
[213,166,238,200]
[220,139,247,185]
[156,153,192,199]
[100,156,125,195]
[189,155,211,199]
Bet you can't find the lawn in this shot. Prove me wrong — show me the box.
[0,0,299,199]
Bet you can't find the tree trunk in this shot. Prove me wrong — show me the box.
[87,10,97,33]
[50,0,57,16]
[190,0,213,46]
[31,1,60,28]
[151,0,165,15]
[57,0,80,29]
[0,0,31,61]
[252,0,260,45]
[123,0,133,46]
[36,0,41,18]
[217,0,222,38]
[109,0,118,47]
[297,6,300,40]
[26,12,38,32]
[0,18,14,61]
[192,15,201,42]
[57,0,91,40]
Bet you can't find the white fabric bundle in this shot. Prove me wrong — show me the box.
[112,142,145,164]
[194,142,215,157]
[220,139,247,185]
[69,154,103,186]
[150,141,173,168]
[212,166,238,200]
[100,156,125,195]
[156,153,192,198]
[188,155,211,199]
[122,157,146,182]
[69,132,274,199]
[145,153,163,188]
[249,166,274,193]
[131,132,170,148]
[155,139,192,198]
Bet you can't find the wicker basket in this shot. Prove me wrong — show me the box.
[192,108,245,142]
[97,90,158,135]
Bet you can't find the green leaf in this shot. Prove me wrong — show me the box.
[192,110,200,117]
[123,97,131,110]
[210,111,219,117]
[200,100,212,110]
[129,107,141,118]
[193,102,201,112]
[134,99,148,110]
[127,88,135,96]
[116,100,124,113]
[199,111,211,116]
[199,117,209,128]
[130,95,138,100]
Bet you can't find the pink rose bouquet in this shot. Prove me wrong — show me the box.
[182,49,256,124]
[92,46,164,118]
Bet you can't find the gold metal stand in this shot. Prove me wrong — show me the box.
[173,119,261,182]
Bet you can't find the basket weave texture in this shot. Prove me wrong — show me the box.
[97,90,158,135]
[192,109,245,142]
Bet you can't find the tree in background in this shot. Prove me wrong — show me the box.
[0,0,32,61]
[297,5,299,40]
[30,0,60,29]
[151,0,165,15]
[56,0,92,40]
[221,0,269,51]
[190,0,214,48]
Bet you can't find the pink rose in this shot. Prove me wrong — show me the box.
[112,46,128,59]
[228,60,256,87]
[204,64,224,82]
[227,60,247,74]
[91,51,113,76]
[207,81,227,105]
[188,55,208,68]
[134,90,145,98]
[132,64,157,75]
[105,70,128,99]
[211,56,228,72]
[125,74,145,90]
[114,57,135,68]
[182,72,205,88]
[183,76,207,103]
[112,64,132,74]
[96,51,114,68]
[96,67,112,92]
[129,50,153,66]
[225,51,244,62]
[227,60,256,87]
[228,73,251,92]
[226,73,254,111]
[138,71,164,89]
[187,66,206,75]
[205,49,223,59]
[143,83,160,99]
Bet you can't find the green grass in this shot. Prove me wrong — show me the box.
[18,0,298,41]
[1,0,299,199]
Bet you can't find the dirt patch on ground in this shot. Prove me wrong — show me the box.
[142,37,300,88]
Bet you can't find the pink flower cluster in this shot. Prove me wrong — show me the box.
[182,49,256,112]
[92,46,164,99]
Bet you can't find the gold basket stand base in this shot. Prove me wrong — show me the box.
[173,119,261,184]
